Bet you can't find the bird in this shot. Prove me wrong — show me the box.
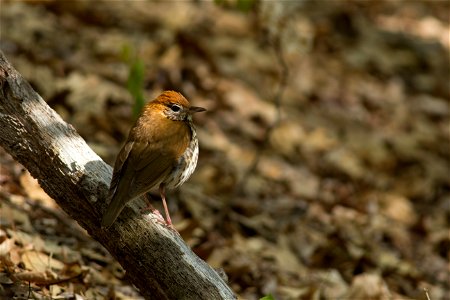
[101,91,206,229]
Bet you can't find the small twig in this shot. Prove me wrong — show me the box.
[27,281,32,299]
[424,287,431,300]
[11,269,87,286]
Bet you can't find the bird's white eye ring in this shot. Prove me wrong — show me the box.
[170,104,181,112]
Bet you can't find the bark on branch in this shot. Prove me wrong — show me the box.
[0,51,235,300]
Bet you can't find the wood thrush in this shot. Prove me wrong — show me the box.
[101,91,206,228]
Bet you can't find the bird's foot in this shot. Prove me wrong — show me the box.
[166,223,177,232]
[163,216,178,233]
[141,205,166,225]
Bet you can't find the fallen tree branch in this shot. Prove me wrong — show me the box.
[0,51,235,300]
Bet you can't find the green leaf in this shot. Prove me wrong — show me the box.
[260,294,275,300]
[236,0,256,12]
[126,59,145,120]
[121,44,146,120]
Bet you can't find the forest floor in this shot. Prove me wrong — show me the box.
[0,1,449,300]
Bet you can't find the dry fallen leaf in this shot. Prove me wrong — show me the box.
[379,193,418,226]
[343,273,392,300]
[21,250,65,273]
[19,170,54,205]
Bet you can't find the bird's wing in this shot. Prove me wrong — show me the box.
[102,140,135,228]
[128,119,192,197]
[126,140,174,197]
[108,141,134,197]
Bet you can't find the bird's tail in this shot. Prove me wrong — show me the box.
[101,194,126,228]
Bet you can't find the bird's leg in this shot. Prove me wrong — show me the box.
[159,183,175,230]
[141,193,166,225]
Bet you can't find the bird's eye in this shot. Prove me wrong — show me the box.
[170,104,181,112]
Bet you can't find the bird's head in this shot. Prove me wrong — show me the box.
[154,91,206,121]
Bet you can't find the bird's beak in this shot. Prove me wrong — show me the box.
[189,106,207,113]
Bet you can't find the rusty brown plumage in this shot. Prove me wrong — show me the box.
[101,91,205,228]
